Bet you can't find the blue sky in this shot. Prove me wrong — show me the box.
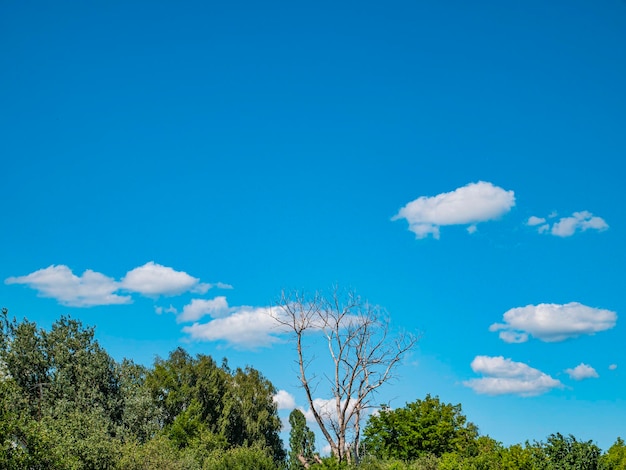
[2,0,625,452]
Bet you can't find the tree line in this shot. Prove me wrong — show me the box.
[2,306,625,469]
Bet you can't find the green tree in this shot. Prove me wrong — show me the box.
[202,446,278,470]
[289,408,316,469]
[220,366,286,464]
[602,437,626,470]
[146,348,285,465]
[537,433,601,470]
[362,394,479,461]
[0,309,126,468]
[116,359,162,443]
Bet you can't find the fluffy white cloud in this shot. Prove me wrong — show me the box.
[527,216,546,226]
[121,262,210,295]
[490,302,617,343]
[552,211,608,236]
[177,297,229,323]
[529,211,608,237]
[565,363,599,380]
[609,364,618,371]
[182,306,286,348]
[273,390,296,410]
[392,181,515,239]
[180,303,362,349]
[5,265,130,307]
[464,356,562,396]
[6,262,224,308]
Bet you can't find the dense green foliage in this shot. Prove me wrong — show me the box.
[362,395,478,460]
[0,308,284,469]
[1,307,623,469]
[289,408,317,469]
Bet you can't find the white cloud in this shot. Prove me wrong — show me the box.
[529,211,608,237]
[178,297,229,323]
[609,364,618,371]
[121,261,210,296]
[155,304,178,315]
[182,306,286,348]
[565,363,599,380]
[273,390,296,410]
[464,356,562,397]
[527,216,546,226]
[6,262,224,308]
[5,265,130,307]
[490,302,617,343]
[392,181,515,239]
[180,302,363,349]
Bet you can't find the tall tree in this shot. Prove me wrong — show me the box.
[362,394,479,460]
[602,437,626,470]
[146,348,285,464]
[272,288,418,464]
[288,409,316,469]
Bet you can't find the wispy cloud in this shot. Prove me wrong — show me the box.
[121,261,210,295]
[464,356,562,397]
[527,211,608,237]
[5,265,130,307]
[6,262,224,308]
[392,181,515,239]
[490,302,617,343]
[565,363,599,380]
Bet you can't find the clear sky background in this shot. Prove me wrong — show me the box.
[2,0,625,452]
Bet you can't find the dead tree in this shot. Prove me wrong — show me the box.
[271,288,418,464]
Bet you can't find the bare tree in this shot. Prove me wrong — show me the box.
[271,288,418,464]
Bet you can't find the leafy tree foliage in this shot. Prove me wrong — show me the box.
[539,432,601,470]
[289,408,317,469]
[0,309,285,468]
[362,394,478,461]
[602,437,626,470]
[146,347,285,464]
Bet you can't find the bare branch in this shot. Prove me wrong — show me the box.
[272,287,418,464]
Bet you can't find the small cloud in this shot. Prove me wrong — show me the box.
[527,216,546,226]
[178,297,229,323]
[392,181,515,239]
[155,304,178,315]
[216,282,234,290]
[609,364,618,371]
[467,225,478,234]
[529,211,608,237]
[181,305,285,348]
[464,355,562,396]
[490,302,617,343]
[5,265,130,307]
[565,363,599,380]
[273,390,296,410]
[121,262,210,296]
